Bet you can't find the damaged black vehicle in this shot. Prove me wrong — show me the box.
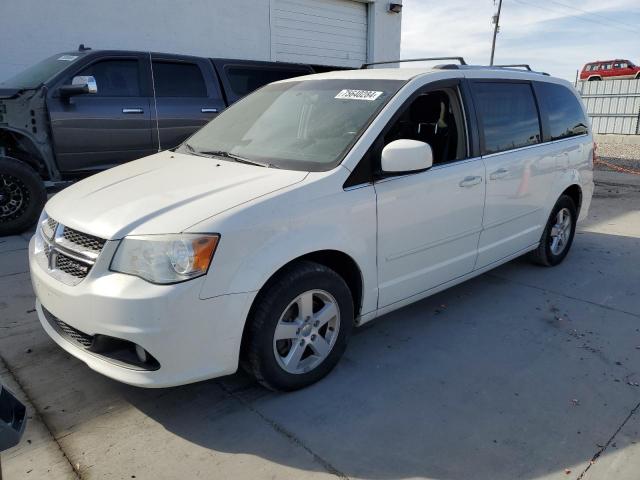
[0,46,315,235]
[0,52,77,234]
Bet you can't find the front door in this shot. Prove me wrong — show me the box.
[48,55,154,173]
[375,84,485,308]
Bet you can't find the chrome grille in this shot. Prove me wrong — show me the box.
[37,216,106,286]
[56,254,91,278]
[62,227,106,253]
[42,217,57,239]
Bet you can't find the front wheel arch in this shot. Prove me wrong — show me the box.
[239,250,362,357]
[0,128,51,180]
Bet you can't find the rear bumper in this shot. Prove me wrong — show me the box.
[579,173,595,222]
[30,236,255,388]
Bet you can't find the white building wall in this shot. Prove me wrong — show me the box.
[0,0,401,82]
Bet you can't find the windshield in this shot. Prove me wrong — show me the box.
[178,79,405,171]
[0,53,82,89]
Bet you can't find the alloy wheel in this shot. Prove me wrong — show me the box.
[550,207,572,255]
[273,289,340,375]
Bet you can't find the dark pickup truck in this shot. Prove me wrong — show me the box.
[0,46,315,234]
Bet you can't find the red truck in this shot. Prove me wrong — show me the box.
[580,59,640,81]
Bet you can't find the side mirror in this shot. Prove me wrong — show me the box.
[381,139,433,173]
[59,75,98,97]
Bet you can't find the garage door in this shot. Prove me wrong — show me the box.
[272,0,368,68]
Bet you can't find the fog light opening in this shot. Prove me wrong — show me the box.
[135,344,148,363]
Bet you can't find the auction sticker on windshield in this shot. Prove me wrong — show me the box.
[335,89,383,101]
[58,55,78,61]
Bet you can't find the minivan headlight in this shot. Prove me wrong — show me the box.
[110,234,220,284]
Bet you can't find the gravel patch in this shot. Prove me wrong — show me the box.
[598,142,640,162]
[595,142,640,175]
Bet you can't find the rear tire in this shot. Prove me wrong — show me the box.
[0,156,46,236]
[529,195,577,267]
[243,261,354,391]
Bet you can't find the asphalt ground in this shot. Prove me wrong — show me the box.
[1,168,639,480]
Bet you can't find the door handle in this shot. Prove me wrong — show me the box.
[122,108,144,114]
[459,176,483,188]
[201,108,218,113]
[489,168,509,180]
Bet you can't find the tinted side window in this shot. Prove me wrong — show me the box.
[76,59,140,96]
[473,82,541,155]
[537,83,588,141]
[152,61,207,97]
[225,66,310,98]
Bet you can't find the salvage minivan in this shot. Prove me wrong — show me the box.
[29,59,594,391]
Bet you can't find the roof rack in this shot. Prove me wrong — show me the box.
[361,57,467,69]
[493,64,532,71]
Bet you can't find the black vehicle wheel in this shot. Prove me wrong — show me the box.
[0,156,46,236]
[243,261,354,391]
[529,195,577,267]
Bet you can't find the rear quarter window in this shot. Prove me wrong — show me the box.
[536,82,588,141]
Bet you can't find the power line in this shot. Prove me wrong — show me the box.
[549,0,640,33]
[512,0,640,35]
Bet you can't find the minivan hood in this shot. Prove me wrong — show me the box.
[45,151,308,239]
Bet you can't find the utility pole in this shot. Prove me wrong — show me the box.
[490,0,503,65]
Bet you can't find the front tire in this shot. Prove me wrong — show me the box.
[0,156,46,236]
[243,261,354,391]
[530,195,577,267]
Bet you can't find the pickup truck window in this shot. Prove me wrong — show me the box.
[180,79,405,171]
[152,61,207,97]
[76,60,140,97]
[0,53,82,88]
[225,66,311,98]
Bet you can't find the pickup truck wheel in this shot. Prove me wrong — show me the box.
[243,261,354,391]
[0,156,46,236]
[529,195,577,267]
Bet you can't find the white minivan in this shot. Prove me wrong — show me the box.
[29,60,594,391]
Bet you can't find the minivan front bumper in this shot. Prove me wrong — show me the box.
[29,236,254,388]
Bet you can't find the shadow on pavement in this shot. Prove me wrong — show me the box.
[121,230,640,480]
[1,230,638,479]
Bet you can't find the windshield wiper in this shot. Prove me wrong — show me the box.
[198,150,275,168]
[181,144,277,168]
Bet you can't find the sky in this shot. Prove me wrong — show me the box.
[400,0,640,81]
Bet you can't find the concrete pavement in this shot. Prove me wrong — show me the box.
[0,170,638,480]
